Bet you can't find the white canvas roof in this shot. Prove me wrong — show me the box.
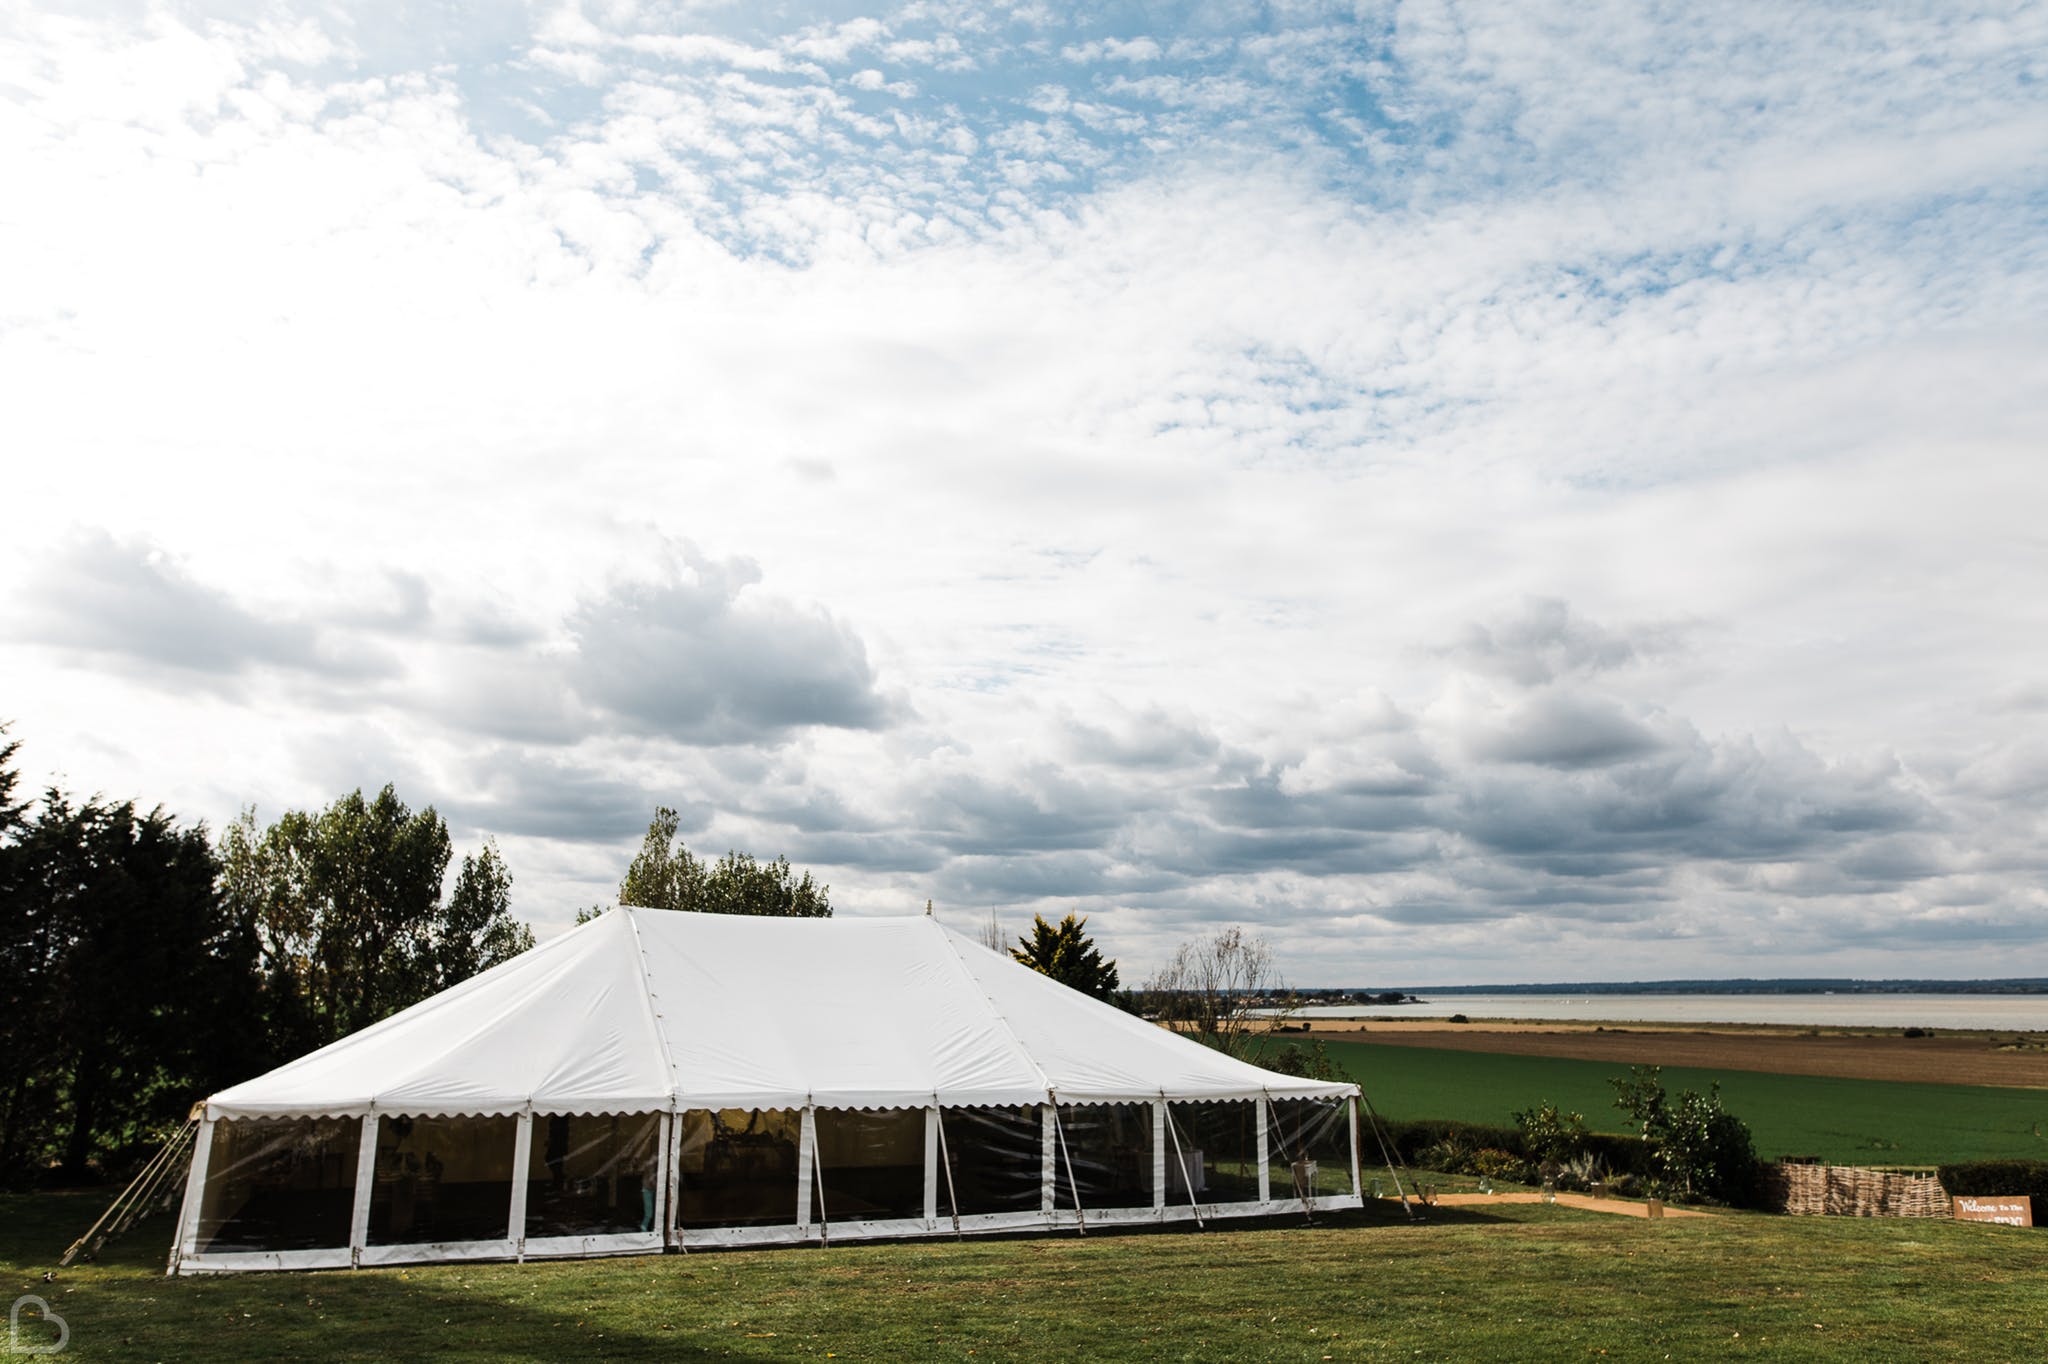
[204,907,1354,1120]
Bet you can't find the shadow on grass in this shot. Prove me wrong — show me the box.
[6,1189,1586,1361]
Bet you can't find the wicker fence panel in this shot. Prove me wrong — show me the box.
[1766,1162,1950,1218]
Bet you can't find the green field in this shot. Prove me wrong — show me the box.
[1320,1039,2048,1167]
[7,1191,2048,1361]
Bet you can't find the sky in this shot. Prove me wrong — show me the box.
[3,0,2045,986]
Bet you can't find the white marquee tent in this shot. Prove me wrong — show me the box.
[171,907,1363,1273]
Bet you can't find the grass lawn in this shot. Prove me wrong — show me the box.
[1319,1039,2048,1166]
[8,1191,2048,1361]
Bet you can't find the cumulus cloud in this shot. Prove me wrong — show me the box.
[565,547,895,744]
[1446,597,1679,687]
[22,531,391,683]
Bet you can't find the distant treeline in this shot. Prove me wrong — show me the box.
[1301,979,2048,997]
[0,725,533,1188]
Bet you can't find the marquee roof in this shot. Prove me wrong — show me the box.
[203,907,1355,1120]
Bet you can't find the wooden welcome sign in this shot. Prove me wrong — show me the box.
[1952,1195,2033,1227]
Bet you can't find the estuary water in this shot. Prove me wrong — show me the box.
[1285,994,2048,1032]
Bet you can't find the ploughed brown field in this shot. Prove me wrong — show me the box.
[1296,1018,2048,1089]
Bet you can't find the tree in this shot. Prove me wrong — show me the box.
[1144,926,1279,1059]
[220,786,534,1058]
[1610,1065,1759,1204]
[1010,912,1120,1002]
[0,783,253,1184]
[430,840,530,987]
[0,722,24,833]
[618,807,831,917]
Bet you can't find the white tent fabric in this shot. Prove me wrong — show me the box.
[205,907,1353,1120]
[177,908,1363,1273]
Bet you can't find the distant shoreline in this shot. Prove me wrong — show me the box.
[1296,977,2048,997]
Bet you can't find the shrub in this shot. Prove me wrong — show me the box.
[1471,1148,1527,1183]
[1514,1101,1589,1165]
[1610,1065,1762,1206]
[1367,1116,1652,1183]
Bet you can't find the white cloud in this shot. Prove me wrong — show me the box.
[1,0,2043,983]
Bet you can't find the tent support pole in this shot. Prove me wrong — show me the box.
[1151,1101,1167,1216]
[168,1116,213,1276]
[509,1113,532,1262]
[1255,1095,1272,1207]
[1163,1106,1204,1230]
[1039,1107,1055,1224]
[1051,1103,1086,1236]
[804,1108,830,1247]
[933,1105,962,1239]
[1265,1093,1316,1223]
[1358,1094,1417,1219]
[1347,1095,1362,1198]
[923,1107,939,1229]
[663,1112,683,1252]
[349,1115,379,1268]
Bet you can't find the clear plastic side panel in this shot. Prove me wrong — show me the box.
[195,1117,361,1253]
[1266,1098,1354,1198]
[1166,1101,1261,1203]
[525,1113,663,1237]
[813,1107,925,1222]
[1054,1104,1155,1211]
[366,1115,518,1245]
[939,1105,1043,1216]
[676,1108,801,1229]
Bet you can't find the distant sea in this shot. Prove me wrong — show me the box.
[1286,994,2048,1032]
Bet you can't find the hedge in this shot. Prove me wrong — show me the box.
[1364,1115,1653,1178]
[1937,1159,2048,1206]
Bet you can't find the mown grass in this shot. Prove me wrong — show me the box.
[1320,1039,2048,1166]
[8,1190,2048,1361]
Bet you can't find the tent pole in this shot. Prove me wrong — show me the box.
[509,1113,532,1263]
[1038,1107,1055,1224]
[1050,1103,1086,1236]
[349,1115,379,1268]
[663,1111,684,1252]
[1163,1106,1204,1230]
[1255,1094,1272,1207]
[922,1107,939,1229]
[1346,1094,1362,1198]
[1358,1094,1416,1219]
[1151,1099,1167,1217]
[933,1105,962,1239]
[806,1108,831,1247]
[1264,1093,1316,1223]
[168,1115,213,1276]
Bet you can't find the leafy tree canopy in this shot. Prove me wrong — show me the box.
[1011,912,1120,1002]
[220,785,535,1057]
[617,806,831,918]
[1,757,253,1182]
[1610,1064,1760,1204]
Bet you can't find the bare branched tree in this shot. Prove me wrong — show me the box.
[1144,926,1279,1058]
[978,910,1007,954]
